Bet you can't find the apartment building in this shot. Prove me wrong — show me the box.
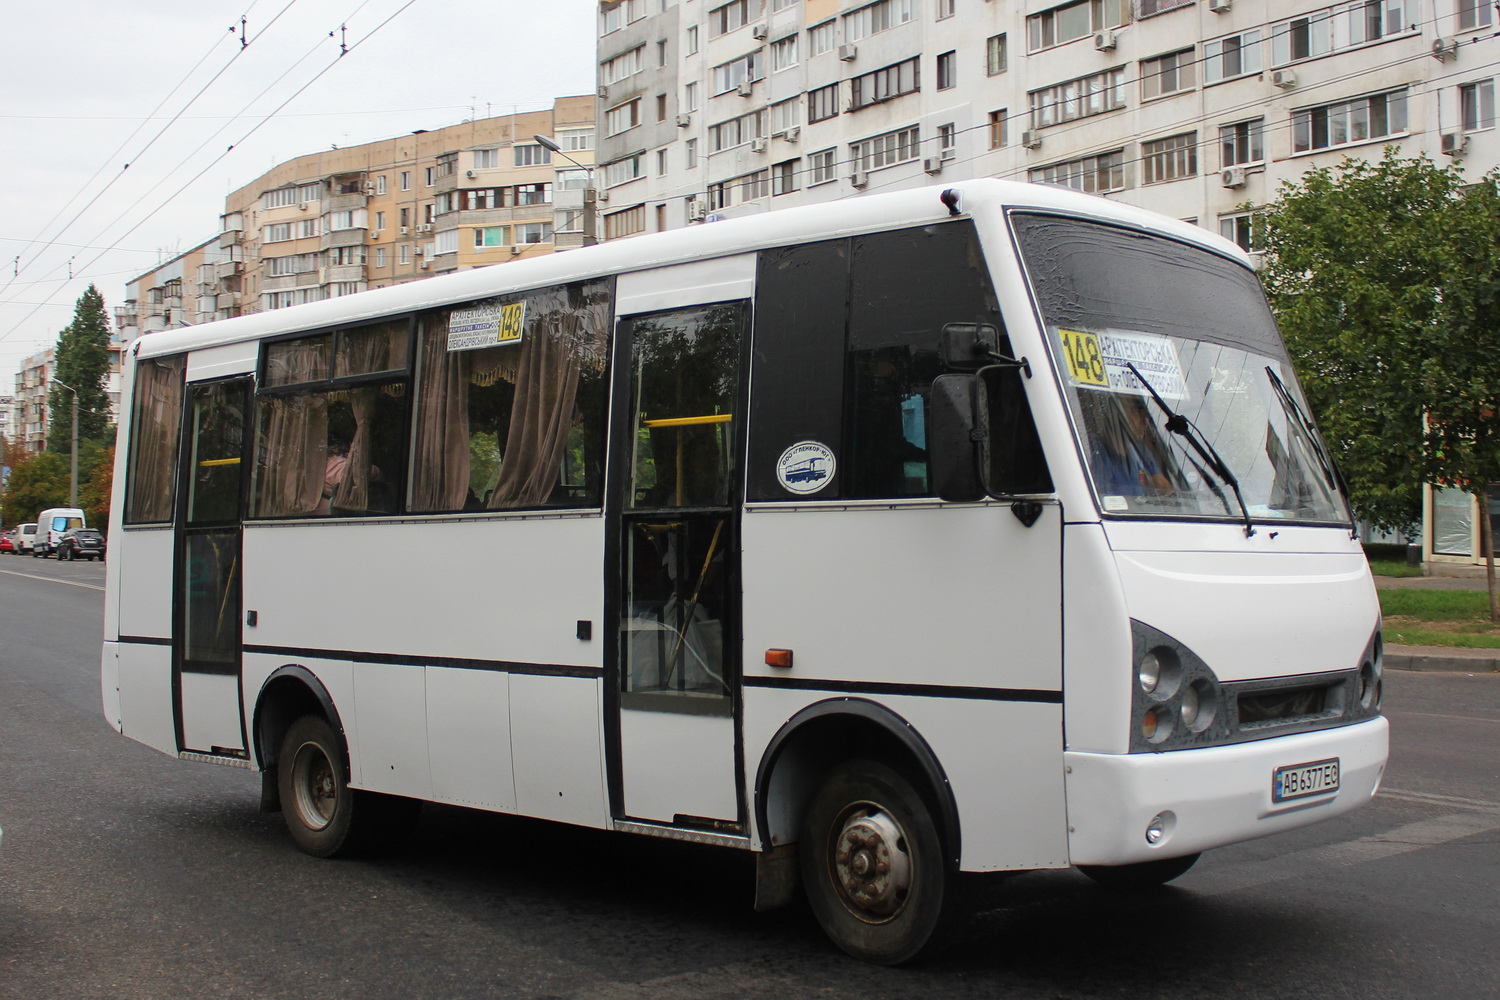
[115,97,597,345]
[595,0,1498,245]
[7,342,127,459]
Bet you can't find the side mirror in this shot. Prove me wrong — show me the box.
[940,323,1001,370]
[929,374,988,502]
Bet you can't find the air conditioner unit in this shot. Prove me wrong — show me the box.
[1272,69,1297,88]
[419,261,430,269]
[596,188,609,202]
[298,202,309,211]
[414,245,424,254]
[782,126,801,142]
[400,226,410,235]
[676,113,692,127]
[850,169,868,188]
[511,245,523,255]
[688,201,708,220]
[1221,166,1248,188]
[598,85,609,100]
[1432,36,1459,62]
[752,23,768,39]
[1094,30,1117,51]
[1441,131,1469,156]
[750,137,768,152]
[1208,0,1231,10]
[923,156,943,174]
[736,80,754,97]
[466,169,476,178]
[838,44,858,61]
[419,223,433,233]
[1021,130,1042,149]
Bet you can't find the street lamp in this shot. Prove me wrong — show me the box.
[532,134,598,246]
[49,377,79,508]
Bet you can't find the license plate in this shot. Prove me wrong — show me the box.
[1272,758,1340,802]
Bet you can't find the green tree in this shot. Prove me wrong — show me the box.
[79,442,115,532]
[1259,149,1500,612]
[1,452,70,524]
[49,283,114,453]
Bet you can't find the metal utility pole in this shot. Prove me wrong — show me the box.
[532,134,598,246]
[50,377,79,507]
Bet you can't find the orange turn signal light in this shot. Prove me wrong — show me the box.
[765,648,794,669]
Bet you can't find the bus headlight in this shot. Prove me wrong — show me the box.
[1130,621,1226,752]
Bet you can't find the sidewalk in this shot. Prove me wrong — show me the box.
[1374,573,1500,674]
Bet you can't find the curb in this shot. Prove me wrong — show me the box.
[1384,644,1500,674]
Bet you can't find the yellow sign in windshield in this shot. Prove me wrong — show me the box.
[1060,328,1107,386]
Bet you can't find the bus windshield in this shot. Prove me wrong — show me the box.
[1011,212,1349,526]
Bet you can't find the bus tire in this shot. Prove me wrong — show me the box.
[800,759,954,965]
[1078,852,1201,889]
[278,715,362,858]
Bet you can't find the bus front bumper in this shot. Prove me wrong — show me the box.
[1064,716,1389,866]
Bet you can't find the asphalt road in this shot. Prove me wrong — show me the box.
[1,555,1497,999]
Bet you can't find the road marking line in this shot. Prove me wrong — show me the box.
[1191,811,1500,897]
[0,568,105,592]
[1379,787,1500,813]
[1393,710,1500,726]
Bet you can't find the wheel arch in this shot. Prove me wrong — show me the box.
[753,698,962,869]
[252,665,348,777]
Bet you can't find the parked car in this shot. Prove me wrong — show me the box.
[0,530,14,554]
[15,523,38,554]
[34,507,86,557]
[56,528,106,562]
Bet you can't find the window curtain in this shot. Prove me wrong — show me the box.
[489,287,607,508]
[253,339,329,516]
[126,355,185,523]
[329,332,390,512]
[411,319,474,511]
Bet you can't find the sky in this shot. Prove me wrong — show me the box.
[0,0,597,384]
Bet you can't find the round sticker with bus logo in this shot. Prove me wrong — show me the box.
[776,441,836,495]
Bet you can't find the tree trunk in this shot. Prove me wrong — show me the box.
[1482,489,1500,622]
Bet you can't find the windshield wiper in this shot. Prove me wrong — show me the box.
[1125,361,1256,537]
[1264,366,1355,534]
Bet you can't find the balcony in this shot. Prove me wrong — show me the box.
[320,263,366,284]
[321,227,368,250]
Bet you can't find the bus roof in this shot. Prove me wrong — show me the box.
[132,178,1247,361]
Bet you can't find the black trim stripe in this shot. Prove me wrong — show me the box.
[117,634,172,646]
[241,643,602,679]
[743,675,1063,704]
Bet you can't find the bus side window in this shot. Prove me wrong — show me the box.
[123,354,187,524]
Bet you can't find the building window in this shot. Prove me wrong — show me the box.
[516,222,554,244]
[1219,211,1256,250]
[712,51,764,94]
[809,19,837,54]
[1459,0,1493,29]
[937,0,955,18]
[810,147,838,184]
[1142,132,1197,184]
[986,33,1008,75]
[809,83,840,122]
[472,148,500,169]
[433,230,459,257]
[936,50,956,90]
[686,24,699,54]
[605,155,645,187]
[710,0,763,37]
[400,244,412,265]
[771,99,801,134]
[1139,0,1191,15]
[605,206,647,239]
[851,125,920,171]
[988,109,1008,148]
[260,182,321,209]
[514,143,553,166]
[425,166,435,186]
[1029,67,1126,128]
[1462,80,1496,131]
[738,170,770,201]
[939,122,957,155]
[685,81,700,112]
[400,171,411,191]
[657,94,668,121]
[376,175,387,195]
[710,110,767,151]
[1292,89,1408,152]
[1028,0,1128,53]
[686,138,698,168]
[850,58,920,110]
[374,211,386,231]
[1270,0,1413,67]
[772,35,799,71]
[514,183,552,206]
[475,226,511,248]
[559,129,595,151]
[844,0,917,42]
[1220,119,1264,166]
[375,247,387,267]
[605,100,642,137]
[1141,48,1195,100]
[602,45,646,85]
[658,39,668,67]
[773,158,800,195]
[557,170,590,191]
[1028,150,1126,193]
[1204,31,1262,84]
[658,149,669,175]
[399,207,410,229]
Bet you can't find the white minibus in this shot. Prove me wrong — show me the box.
[102,179,1387,963]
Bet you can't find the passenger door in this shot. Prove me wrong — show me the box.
[173,377,251,758]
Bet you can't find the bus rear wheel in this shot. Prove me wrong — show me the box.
[278,715,362,857]
[800,759,954,965]
[1078,852,1201,889]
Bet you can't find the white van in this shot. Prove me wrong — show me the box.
[15,522,38,554]
[34,508,86,557]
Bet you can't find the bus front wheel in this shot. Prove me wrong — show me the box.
[800,759,954,965]
[278,715,361,857]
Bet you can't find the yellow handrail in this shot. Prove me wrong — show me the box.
[643,414,733,428]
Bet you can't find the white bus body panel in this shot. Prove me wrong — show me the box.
[180,672,243,753]
[113,527,174,640]
[615,254,755,315]
[1066,716,1388,865]
[113,640,176,754]
[426,668,515,812]
[620,709,737,823]
[509,675,608,828]
[185,341,256,382]
[352,663,432,799]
